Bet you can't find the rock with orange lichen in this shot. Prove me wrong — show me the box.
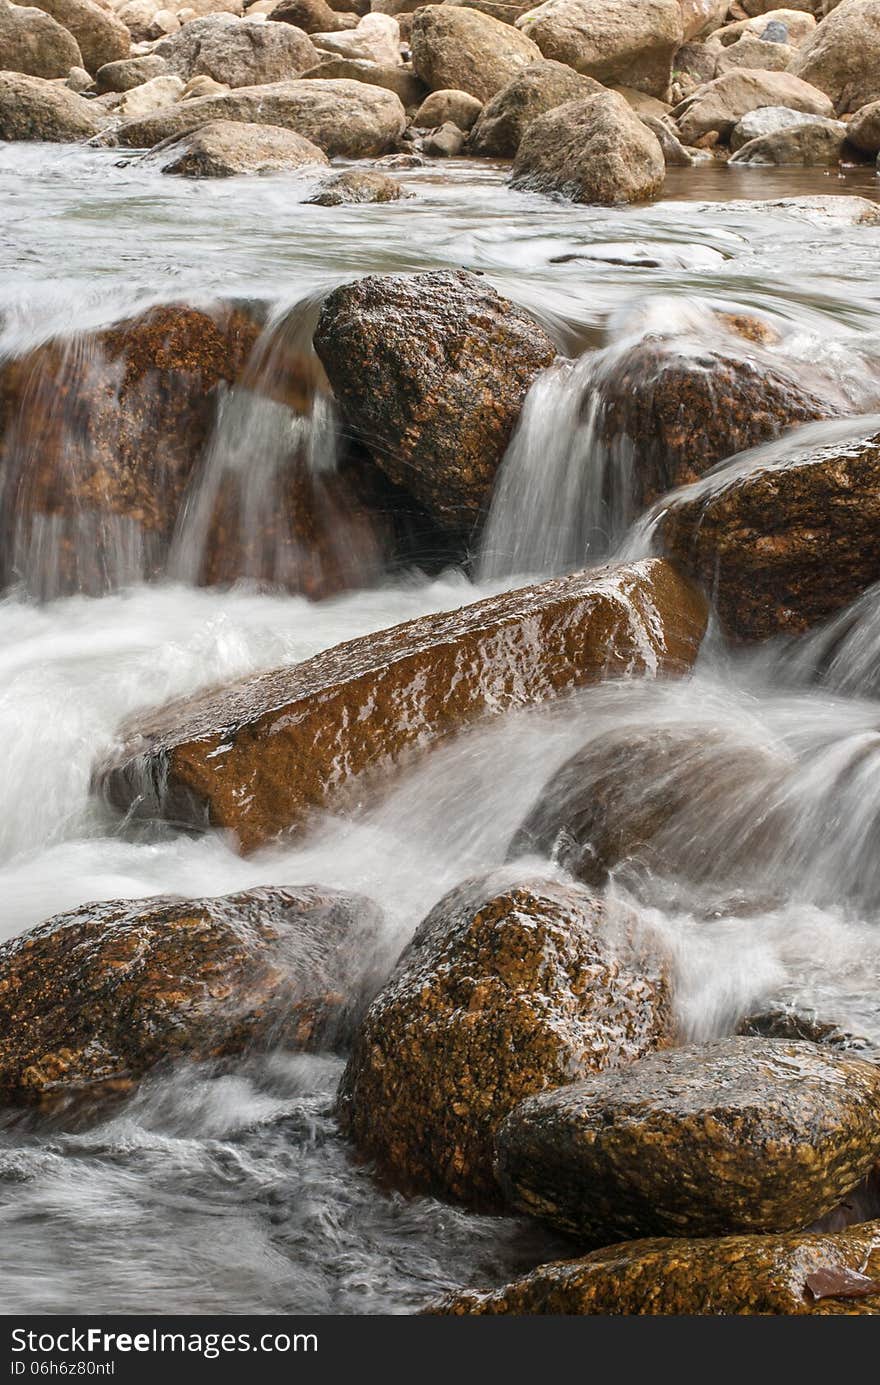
[428,1221,880,1314]
[96,558,708,853]
[495,1038,880,1240]
[0,886,385,1106]
[337,874,673,1207]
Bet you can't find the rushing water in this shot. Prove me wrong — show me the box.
[2,143,880,1313]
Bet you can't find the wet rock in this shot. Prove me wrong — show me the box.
[0,0,83,78]
[431,1222,880,1314]
[509,723,791,892]
[300,55,426,107]
[422,118,465,154]
[310,12,402,66]
[792,0,880,112]
[97,558,709,851]
[410,5,540,103]
[716,34,799,72]
[676,69,834,142]
[95,52,168,92]
[305,167,408,201]
[0,303,261,597]
[337,875,673,1206]
[468,58,603,157]
[657,421,880,641]
[593,325,837,506]
[313,269,556,531]
[159,118,329,175]
[30,0,130,74]
[0,886,386,1107]
[511,90,666,204]
[738,1006,873,1052]
[729,115,846,160]
[413,86,482,130]
[729,101,839,147]
[496,1039,880,1240]
[847,97,880,152]
[114,78,407,158]
[268,0,358,30]
[0,69,103,140]
[155,14,319,86]
[516,0,684,99]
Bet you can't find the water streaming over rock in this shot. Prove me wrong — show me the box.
[2,146,880,1312]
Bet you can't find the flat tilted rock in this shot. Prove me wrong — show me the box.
[97,559,708,853]
[313,269,556,530]
[0,886,386,1106]
[430,1222,880,1314]
[656,419,880,642]
[496,1038,880,1240]
[0,70,103,141]
[159,120,329,176]
[337,874,672,1205]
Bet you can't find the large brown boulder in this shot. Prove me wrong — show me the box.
[0,69,102,140]
[30,0,130,74]
[96,558,708,852]
[159,119,329,175]
[431,1221,880,1314]
[509,723,793,894]
[155,14,319,87]
[0,0,83,77]
[511,90,666,205]
[113,78,407,157]
[313,270,556,532]
[468,58,603,156]
[846,97,880,152]
[0,303,260,597]
[496,1039,880,1239]
[676,68,835,143]
[728,117,847,163]
[792,0,880,112]
[410,5,540,103]
[0,886,385,1107]
[515,0,684,99]
[337,875,673,1206]
[269,0,359,31]
[299,55,426,107]
[95,53,168,92]
[657,420,880,642]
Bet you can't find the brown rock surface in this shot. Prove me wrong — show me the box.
[0,0,83,79]
[792,0,880,112]
[30,0,130,73]
[431,1222,880,1314]
[159,119,329,175]
[313,269,557,531]
[97,558,708,852]
[468,59,603,156]
[0,70,102,141]
[337,875,673,1205]
[305,167,408,202]
[496,1039,880,1239]
[410,5,540,102]
[0,886,386,1106]
[657,421,880,641]
[511,91,666,205]
[676,68,834,143]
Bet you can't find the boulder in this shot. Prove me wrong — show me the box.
[496,1039,880,1239]
[0,304,260,597]
[422,118,465,153]
[740,0,823,13]
[313,269,556,531]
[66,64,92,92]
[410,5,540,103]
[508,723,792,893]
[511,90,666,205]
[29,0,129,73]
[113,78,407,157]
[716,9,819,45]
[413,86,482,129]
[0,1,82,79]
[159,118,329,174]
[0,886,385,1106]
[95,52,168,91]
[468,58,602,156]
[657,420,880,642]
[640,110,694,163]
[155,14,319,86]
[116,72,185,118]
[299,55,426,106]
[310,12,401,65]
[791,0,880,111]
[173,0,243,13]
[97,558,709,851]
[846,96,880,151]
[268,0,358,30]
[115,0,180,41]
[337,875,673,1205]
[715,35,799,72]
[729,114,846,159]
[729,101,839,146]
[672,39,720,90]
[676,68,834,142]
[431,1222,880,1314]
[679,0,729,40]
[0,69,102,139]
[305,167,408,201]
[515,0,684,99]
